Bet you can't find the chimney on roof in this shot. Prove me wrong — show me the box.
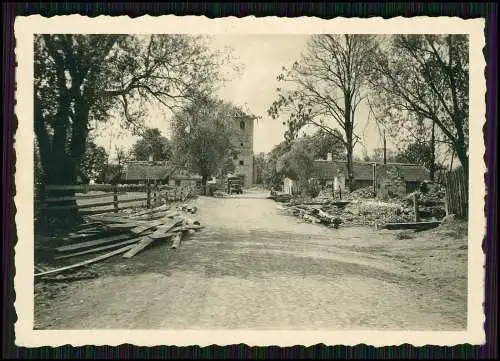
[326,153,333,161]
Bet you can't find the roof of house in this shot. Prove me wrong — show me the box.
[311,160,430,182]
[170,173,202,180]
[122,163,177,181]
[389,163,430,182]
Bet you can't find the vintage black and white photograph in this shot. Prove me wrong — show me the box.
[15,16,485,346]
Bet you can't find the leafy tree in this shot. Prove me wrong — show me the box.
[277,140,314,183]
[253,152,266,184]
[369,35,469,183]
[276,139,318,196]
[309,128,345,160]
[80,139,108,183]
[262,141,291,189]
[170,96,245,194]
[268,35,377,191]
[395,142,436,171]
[34,34,229,226]
[370,147,397,164]
[132,127,172,162]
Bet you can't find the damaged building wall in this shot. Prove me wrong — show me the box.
[376,165,407,200]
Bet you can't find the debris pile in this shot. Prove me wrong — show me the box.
[284,204,342,228]
[403,184,447,221]
[34,203,205,280]
[273,193,293,203]
[322,200,414,227]
[281,198,415,229]
[348,186,376,199]
[314,189,334,202]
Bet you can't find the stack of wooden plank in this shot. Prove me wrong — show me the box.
[286,205,342,228]
[34,204,204,279]
[179,203,198,214]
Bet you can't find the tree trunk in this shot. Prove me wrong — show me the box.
[345,123,355,192]
[429,120,436,181]
[449,148,455,172]
[201,175,208,196]
[346,146,355,192]
[34,96,90,232]
[455,144,469,184]
[38,158,82,233]
[344,94,355,192]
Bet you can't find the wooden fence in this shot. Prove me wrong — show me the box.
[444,167,468,218]
[35,183,201,219]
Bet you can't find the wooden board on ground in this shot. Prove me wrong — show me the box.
[104,222,144,230]
[180,224,204,231]
[171,232,184,250]
[180,216,200,225]
[86,215,136,224]
[149,226,182,240]
[130,204,169,217]
[129,219,164,234]
[55,233,138,253]
[122,236,156,258]
[165,211,180,218]
[379,221,441,231]
[147,220,183,239]
[55,237,143,260]
[142,210,179,219]
[34,244,136,278]
[73,221,103,231]
[132,212,171,221]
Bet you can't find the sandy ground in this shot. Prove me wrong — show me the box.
[34,190,467,330]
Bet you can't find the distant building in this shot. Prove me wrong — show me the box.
[120,161,175,185]
[121,161,202,189]
[228,109,255,188]
[311,158,430,194]
[281,156,430,196]
[167,169,202,189]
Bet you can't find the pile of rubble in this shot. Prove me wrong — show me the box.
[346,186,376,199]
[282,204,342,228]
[280,197,416,229]
[34,202,204,281]
[403,182,447,221]
[323,200,414,227]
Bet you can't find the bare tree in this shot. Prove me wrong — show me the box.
[370,35,469,181]
[268,34,377,191]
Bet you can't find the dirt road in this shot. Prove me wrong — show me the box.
[35,191,467,330]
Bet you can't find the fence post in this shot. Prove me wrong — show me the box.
[113,184,118,213]
[413,192,420,223]
[146,181,151,208]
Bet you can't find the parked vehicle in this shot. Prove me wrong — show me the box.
[226,176,243,194]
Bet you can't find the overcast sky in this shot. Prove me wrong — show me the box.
[94,35,390,161]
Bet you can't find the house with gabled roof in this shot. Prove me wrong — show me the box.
[120,161,177,185]
[310,159,430,194]
[281,153,430,196]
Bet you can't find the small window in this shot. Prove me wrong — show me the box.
[240,142,244,147]
[239,160,244,166]
[175,180,181,186]
[240,121,245,130]
[233,154,238,160]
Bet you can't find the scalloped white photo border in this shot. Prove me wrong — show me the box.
[13,15,486,347]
